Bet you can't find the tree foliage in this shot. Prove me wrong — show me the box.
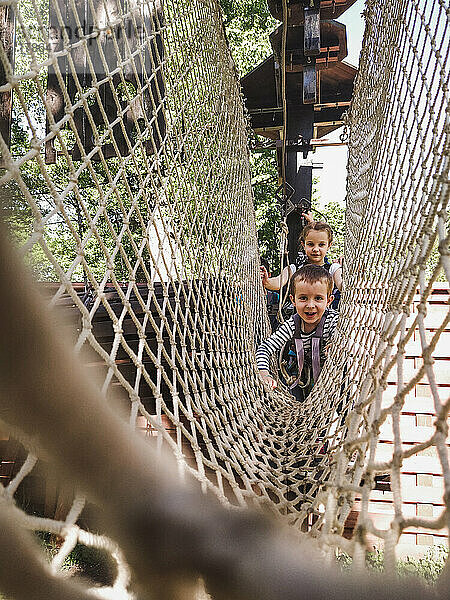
[311,200,346,261]
[5,0,347,282]
[3,0,160,283]
[220,1,347,270]
[220,1,283,269]
[219,0,276,75]
[251,151,280,269]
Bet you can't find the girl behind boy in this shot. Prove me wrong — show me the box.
[261,220,342,294]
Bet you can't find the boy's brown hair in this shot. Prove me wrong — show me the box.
[289,264,333,297]
[299,221,333,244]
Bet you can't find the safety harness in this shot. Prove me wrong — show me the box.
[280,312,326,393]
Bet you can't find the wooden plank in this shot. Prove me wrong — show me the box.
[267,0,357,23]
[315,56,340,66]
[415,382,450,398]
[378,387,449,413]
[401,395,444,415]
[310,140,347,147]
[385,358,416,383]
[353,499,410,517]
[377,440,448,458]
[378,421,445,445]
[382,392,435,414]
[346,354,449,556]
[413,330,450,346]
[380,386,414,405]
[386,412,448,430]
[396,536,448,558]
[404,339,450,359]
[402,454,450,475]
[371,482,445,504]
[412,307,449,330]
[412,285,449,303]
[319,0,358,18]
[312,120,344,128]
[358,512,447,536]
[353,498,446,519]
[314,101,351,110]
[374,442,449,466]
[385,358,450,383]
[400,531,448,545]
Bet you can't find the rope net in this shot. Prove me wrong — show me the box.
[0,0,449,597]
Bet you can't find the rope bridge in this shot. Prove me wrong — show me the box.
[0,0,449,597]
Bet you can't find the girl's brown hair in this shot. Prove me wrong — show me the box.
[299,221,333,245]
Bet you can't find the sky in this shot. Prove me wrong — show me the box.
[313,0,366,208]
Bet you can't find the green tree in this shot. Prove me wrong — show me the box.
[3,0,158,283]
[251,150,280,269]
[219,1,281,269]
[338,546,448,586]
[311,200,346,261]
[219,0,276,75]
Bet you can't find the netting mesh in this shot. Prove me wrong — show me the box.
[0,0,449,597]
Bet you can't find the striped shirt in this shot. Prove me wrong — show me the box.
[256,309,339,373]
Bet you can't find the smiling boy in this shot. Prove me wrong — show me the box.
[256,265,339,401]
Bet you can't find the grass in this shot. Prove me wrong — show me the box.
[0,542,447,598]
[337,545,448,585]
[0,532,117,600]
[36,532,117,586]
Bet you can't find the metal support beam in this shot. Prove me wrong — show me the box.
[303,63,317,104]
[284,101,315,264]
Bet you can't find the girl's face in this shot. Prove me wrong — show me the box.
[301,230,331,265]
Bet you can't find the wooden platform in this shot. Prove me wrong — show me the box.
[344,284,450,555]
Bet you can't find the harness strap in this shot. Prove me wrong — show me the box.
[290,338,304,390]
[290,312,326,390]
[312,314,325,383]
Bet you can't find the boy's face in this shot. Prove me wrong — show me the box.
[301,230,331,265]
[290,279,333,331]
